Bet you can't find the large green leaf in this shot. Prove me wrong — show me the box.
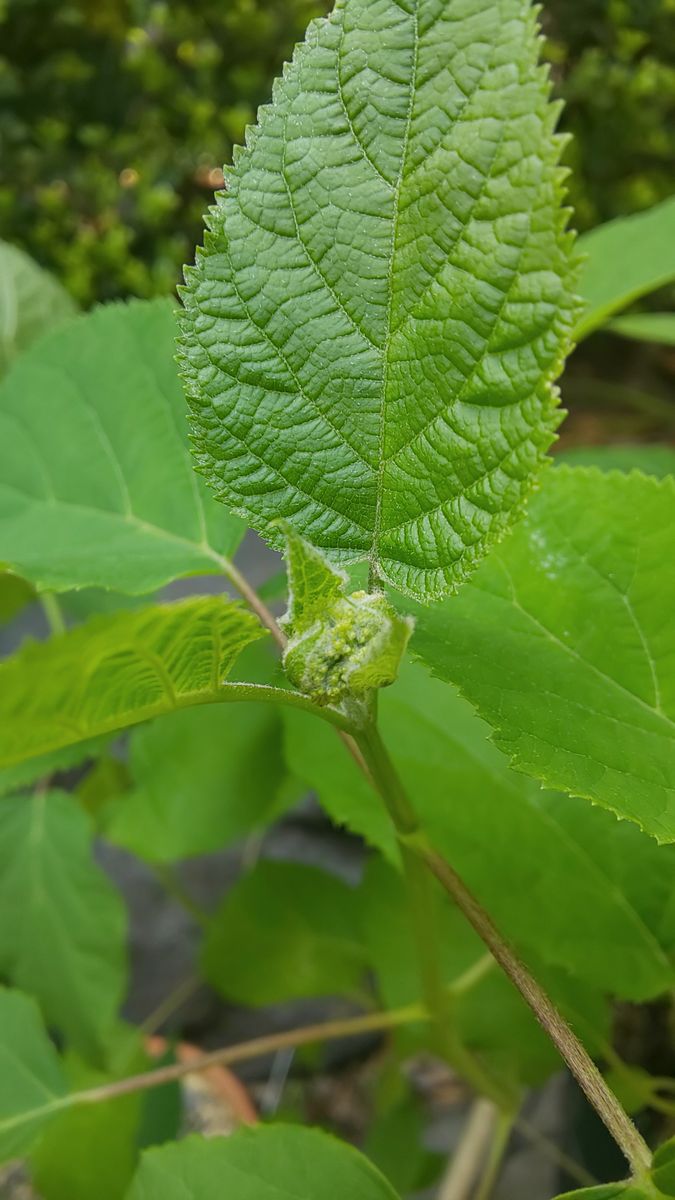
[0,790,127,1058]
[0,989,68,1163]
[410,467,675,841]
[201,860,366,1005]
[103,701,292,863]
[180,0,576,600]
[576,196,675,338]
[0,598,265,769]
[0,299,244,595]
[284,660,675,1001]
[0,241,76,376]
[126,1126,400,1200]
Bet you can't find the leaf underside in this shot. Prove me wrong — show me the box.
[0,598,264,769]
[180,0,577,600]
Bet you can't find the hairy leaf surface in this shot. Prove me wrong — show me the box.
[126,1126,401,1200]
[0,241,76,376]
[0,791,127,1057]
[0,598,264,768]
[0,989,67,1162]
[181,0,576,600]
[0,300,244,595]
[284,661,675,1000]
[411,468,675,841]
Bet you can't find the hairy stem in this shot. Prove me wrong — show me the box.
[355,721,652,1178]
[225,559,287,651]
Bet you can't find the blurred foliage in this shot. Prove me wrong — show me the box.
[0,0,326,303]
[544,0,675,230]
[0,0,674,305]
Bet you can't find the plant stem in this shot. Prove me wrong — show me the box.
[355,721,652,1178]
[473,1110,513,1200]
[40,591,66,636]
[438,1099,498,1200]
[75,1004,424,1106]
[225,559,287,651]
[356,724,509,1107]
[150,865,211,928]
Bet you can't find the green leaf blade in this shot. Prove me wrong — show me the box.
[0,791,127,1057]
[0,989,68,1163]
[0,241,76,377]
[576,196,675,338]
[0,598,265,769]
[181,0,577,600]
[126,1125,401,1200]
[0,299,244,595]
[410,467,675,841]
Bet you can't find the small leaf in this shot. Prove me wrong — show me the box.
[284,660,675,1000]
[0,988,68,1163]
[0,790,127,1057]
[125,1125,401,1200]
[201,860,366,1006]
[0,597,265,769]
[0,299,244,595]
[609,313,675,348]
[181,0,577,600]
[576,195,675,338]
[281,527,412,704]
[410,467,675,842]
[0,241,76,376]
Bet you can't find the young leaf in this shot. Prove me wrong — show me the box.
[0,790,127,1058]
[180,0,576,601]
[410,467,675,842]
[126,1125,401,1200]
[0,988,68,1163]
[576,196,675,338]
[0,299,244,595]
[103,702,292,863]
[0,598,265,768]
[0,240,76,376]
[284,661,675,1000]
[281,527,412,703]
[201,859,366,1006]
